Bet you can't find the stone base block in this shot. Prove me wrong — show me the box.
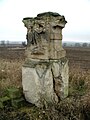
[22,57,69,107]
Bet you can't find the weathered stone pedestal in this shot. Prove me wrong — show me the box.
[22,12,69,107]
[22,58,68,107]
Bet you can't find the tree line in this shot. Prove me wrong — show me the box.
[63,42,90,48]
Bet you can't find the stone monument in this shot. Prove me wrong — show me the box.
[22,12,69,107]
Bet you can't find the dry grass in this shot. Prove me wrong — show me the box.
[0,59,24,94]
[0,47,90,119]
[69,65,90,93]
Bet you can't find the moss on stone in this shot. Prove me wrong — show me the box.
[24,59,50,68]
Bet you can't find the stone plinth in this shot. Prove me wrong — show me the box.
[22,12,69,107]
[22,58,69,107]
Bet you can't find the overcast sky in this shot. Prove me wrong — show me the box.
[0,0,90,42]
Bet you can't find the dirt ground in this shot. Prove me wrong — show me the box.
[0,47,90,120]
[65,47,90,71]
[0,47,90,71]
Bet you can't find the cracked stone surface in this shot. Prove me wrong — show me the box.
[22,12,69,107]
[22,59,69,107]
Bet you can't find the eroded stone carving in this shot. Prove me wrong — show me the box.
[22,12,67,59]
[22,12,69,107]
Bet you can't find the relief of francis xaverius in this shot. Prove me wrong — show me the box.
[25,19,50,55]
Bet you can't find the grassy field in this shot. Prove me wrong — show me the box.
[65,47,90,71]
[0,47,90,120]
